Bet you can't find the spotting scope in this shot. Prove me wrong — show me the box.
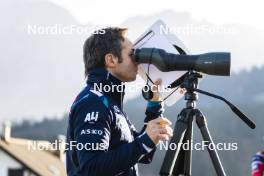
[134,48,231,76]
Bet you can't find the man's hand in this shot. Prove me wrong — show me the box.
[145,117,173,145]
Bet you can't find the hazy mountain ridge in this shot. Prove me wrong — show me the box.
[123,10,264,71]
[1,0,263,121]
[0,0,87,121]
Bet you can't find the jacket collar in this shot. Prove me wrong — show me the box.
[86,67,125,109]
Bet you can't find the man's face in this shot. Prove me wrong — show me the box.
[110,38,138,82]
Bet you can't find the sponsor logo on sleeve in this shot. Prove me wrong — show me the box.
[84,112,99,123]
[80,129,103,135]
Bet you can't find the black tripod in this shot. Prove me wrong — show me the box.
[159,71,255,176]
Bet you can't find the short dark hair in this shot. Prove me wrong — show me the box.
[83,27,127,78]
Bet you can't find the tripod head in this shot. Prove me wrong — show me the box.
[170,71,255,129]
[180,71,202,108]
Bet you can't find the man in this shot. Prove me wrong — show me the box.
[252,151,264,176]
[66,27,173,176]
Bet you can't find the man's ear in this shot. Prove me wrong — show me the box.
[105,53,118,68]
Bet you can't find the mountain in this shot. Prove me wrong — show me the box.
[1,1,264,122]
[122,10,264,72]
[0,0,89,121]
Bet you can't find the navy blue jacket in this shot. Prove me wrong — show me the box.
[66,68,163,176]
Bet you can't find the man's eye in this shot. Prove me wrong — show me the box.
[129,49,135,57]
[129,53,135,60]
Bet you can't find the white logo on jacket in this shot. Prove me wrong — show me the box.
[113,105,121,113]
[80,129,103,135]
[115,113,133,142]
[84,112,99,123]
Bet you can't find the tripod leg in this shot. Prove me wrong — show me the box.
[171,113,193,176]
[183,113,193,175]
[195,109,226,176]
[160,108,193,176]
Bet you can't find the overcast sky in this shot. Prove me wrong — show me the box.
[50,0,264,30]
